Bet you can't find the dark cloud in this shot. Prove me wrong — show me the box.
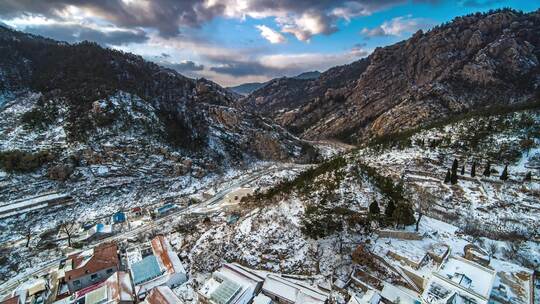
[0,0,440,39]
[166,60,205,73]
[0,0,225,38]
[23,23,149,46]
[461,0,505,7]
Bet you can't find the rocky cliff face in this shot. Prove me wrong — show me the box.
[243,9,540,143]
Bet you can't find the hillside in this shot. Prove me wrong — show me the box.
[183,108,539,285]
[243,9,540,143]
[0,26,318,242]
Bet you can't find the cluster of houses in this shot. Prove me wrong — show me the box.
[1,225,535,304]
[0,236,188,304]
[348,238,536,304]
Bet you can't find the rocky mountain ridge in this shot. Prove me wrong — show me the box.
[227,71,321,96]
[243,9,540,144]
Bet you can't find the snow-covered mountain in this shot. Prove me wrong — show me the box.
[0,25,318,242]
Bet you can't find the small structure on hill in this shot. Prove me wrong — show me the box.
[85,223,113,242]
[112,212,127,224]
[463,244,490,267]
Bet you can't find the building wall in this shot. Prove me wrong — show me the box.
[67,266,118,292]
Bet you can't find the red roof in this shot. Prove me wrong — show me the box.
[66,243,119,281]
[132,207,142,212]
[151,236,175,275]
[0,296,19,304]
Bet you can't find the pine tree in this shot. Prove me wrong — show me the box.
[450,170,458,184]
[385,200,396,219]
[461,165,465,175]
[450,159,459,184]
[483,161,491,177]
[471,161,476,177]
[452,159,459,173]
[500,165,508,181]
[524,171,532,181]
[369,200,380,214]
[444,169,451,183]
[392,203,416,228]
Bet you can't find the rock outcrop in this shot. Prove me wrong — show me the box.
[243,9,540,143]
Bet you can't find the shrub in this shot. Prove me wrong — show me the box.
[0,150,54,172]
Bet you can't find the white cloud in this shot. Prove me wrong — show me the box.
[280,12,337,42]
[255,25,286,44]
[361,15,434,37]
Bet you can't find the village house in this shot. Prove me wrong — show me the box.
[422,256,496,304]
[85,223,114,243]
[261,274,329,304]
[81,271,135,304]
[128,235,187,299]
[65,242,120,293]
[198,263,265,304]
[143,286,183,304]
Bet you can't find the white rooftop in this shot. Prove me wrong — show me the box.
[422,256,496,304]
[262,275,328,304]
[437,257,495,297]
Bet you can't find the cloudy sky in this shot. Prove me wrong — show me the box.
[1,0,538,86]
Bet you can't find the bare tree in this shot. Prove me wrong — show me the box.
[486,242,498,258]
[60,221,77,247]
[59,208,79,247]
[15,211,41,248]
[413,186,435,232]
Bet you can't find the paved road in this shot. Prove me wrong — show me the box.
[0,163,306,297]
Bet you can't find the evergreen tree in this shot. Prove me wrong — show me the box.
[524,171,532,181]
[385,200,396,219]
[444,169,451,183]
[483,161,491,177]
[500,165,508,181]
[451,159,459,173]
[392,203,416,228]
[450,159,459,184]
[369,200,380,214]
[461,165,465,175]
[471,161,476,177]
[450,170,458,184]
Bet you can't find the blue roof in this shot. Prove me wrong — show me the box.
[112,212,126,223]
[157,204,176,214]
[131,255,163,285]
[96,223,105,232]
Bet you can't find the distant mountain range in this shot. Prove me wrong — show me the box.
[242,9,540,144]
[227,71,321,96]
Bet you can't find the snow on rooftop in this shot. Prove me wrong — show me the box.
[380,283,420,304]
[262,275,328,303]
[438,257,496,298]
